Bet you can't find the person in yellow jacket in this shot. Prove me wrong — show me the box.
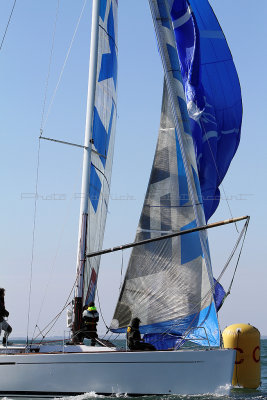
[82,301,99,346]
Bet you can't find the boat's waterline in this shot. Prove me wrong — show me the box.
[0,348,235,396]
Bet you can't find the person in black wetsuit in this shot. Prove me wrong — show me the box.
[81,301,99,346]
[127,317,156,351]
[0,288,12,345]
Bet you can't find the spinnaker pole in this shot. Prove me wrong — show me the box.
[86,216,250,258]
[73,0,101,337]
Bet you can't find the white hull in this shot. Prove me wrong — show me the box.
[0,347,235,396]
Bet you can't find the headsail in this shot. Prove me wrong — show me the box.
[110,0,220,349]
[74,0,118,332]
[169,0,242,220]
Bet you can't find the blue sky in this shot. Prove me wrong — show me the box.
[0,0,266,338]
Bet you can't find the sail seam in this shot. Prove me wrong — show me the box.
[99,24,118,51]
[91,163,110,190]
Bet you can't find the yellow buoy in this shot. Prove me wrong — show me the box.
[222,323,261,389]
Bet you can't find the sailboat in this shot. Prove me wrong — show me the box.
[0,0,247,396]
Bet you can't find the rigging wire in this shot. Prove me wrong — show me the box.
[0,0,17,52]
[31,277,77,342]
[40,0,61,133]
[28,0,90,343]
[26,138,41,345]
[42,0,88,129]
[31,201,89,343]
[27,0,61,345]
[32,191,78,340]
[32,134,84,339]
[179,219,249,345]
[33,241,98,342]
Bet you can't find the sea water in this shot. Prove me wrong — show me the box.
[1,339,266,400]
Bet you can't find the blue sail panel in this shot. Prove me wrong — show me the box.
[114,302,220,349]
[180,220,203,264]
[89,165,102,212]
[214,278,226,312]
[169,0,242,221]
[92,103,115,168]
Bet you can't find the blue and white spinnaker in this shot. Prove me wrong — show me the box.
[110,0,241,349]
[170,0,242,220]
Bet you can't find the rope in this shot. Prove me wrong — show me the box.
[0,0,17,52]
[161,218,250,346]
[119,249,124,290]
[220,218,249,304]
[96,286,109,331]
[216,218,249,286]
[201,119,239,233]
[42,0,88,129]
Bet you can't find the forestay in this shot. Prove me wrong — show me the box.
[110,0,220,349]
[76,0,118,310]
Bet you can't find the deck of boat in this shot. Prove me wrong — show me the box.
[0,343,117,354]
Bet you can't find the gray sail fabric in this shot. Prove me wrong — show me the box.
[82,0,118,306]
[111,83,214,335]
[111,0,219,346]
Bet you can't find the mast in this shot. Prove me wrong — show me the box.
[73,0,101,337]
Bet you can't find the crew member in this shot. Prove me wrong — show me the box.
[0,288,12,346]
[82,301,99,346]
[127,317,156,351]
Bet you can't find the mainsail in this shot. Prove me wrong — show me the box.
[84,0,118,305]
[74,0,118,331]
[111,0,220,349]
